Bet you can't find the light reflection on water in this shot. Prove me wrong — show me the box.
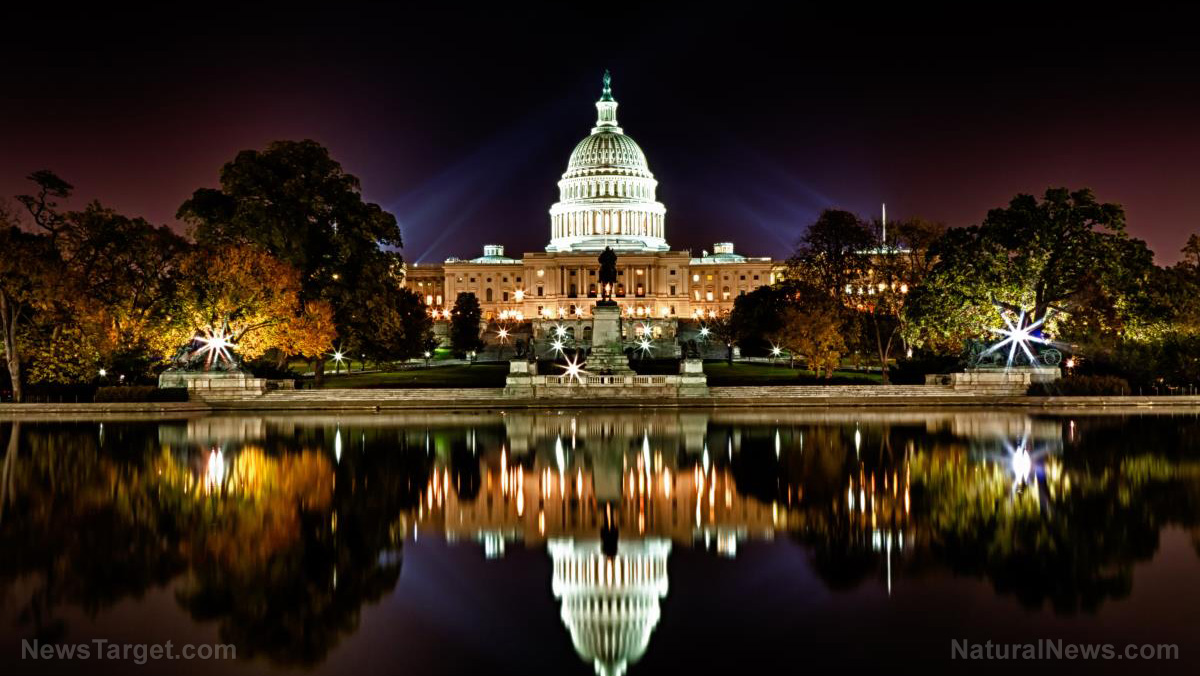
[1,410,1199,675]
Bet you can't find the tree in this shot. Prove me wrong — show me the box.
[58,202,190,371]
[905,188,1153,351]
[771,305,846,378]
[177,140,405,381]
[705,313,737,364]
[857,217,947,383]
[784,209,874,375]
[8,172,192,386]
[730,285,793,356]
[786,209,876,297]
[340,270,433,365]
[167,245,336,362]
[449,293,483,358]
[15,170,72,243]
[0,216,59,402]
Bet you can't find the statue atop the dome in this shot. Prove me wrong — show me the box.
[598,246,618,305]
[600,69,614,101]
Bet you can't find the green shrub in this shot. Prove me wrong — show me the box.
[1028,375,1130,396]
[94,386,189,403]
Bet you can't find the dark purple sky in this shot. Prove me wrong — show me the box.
[3,8,1200,263]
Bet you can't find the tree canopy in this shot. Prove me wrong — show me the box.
[905,188,1154,350]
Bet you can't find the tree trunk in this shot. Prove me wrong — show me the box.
[873,315,888,385]
[314,358,326,387]
[0,296,22,404]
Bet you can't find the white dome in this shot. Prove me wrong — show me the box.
[566,132,652,177]
[547,72,669,253]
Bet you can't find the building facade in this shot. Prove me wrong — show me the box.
[407,73,779,323]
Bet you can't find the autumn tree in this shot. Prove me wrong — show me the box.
[177,140,405,382]
[8,172,192,385]
[0,206,61,402]
[167,245,336,363]
[59,202,190,370]
[771,304,846,378]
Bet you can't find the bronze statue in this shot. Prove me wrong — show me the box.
[598,246,618,304]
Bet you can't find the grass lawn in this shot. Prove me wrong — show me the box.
[316,363,509,389]
[703,361,882,386]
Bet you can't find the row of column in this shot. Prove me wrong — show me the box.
[553,263,656,297]
[554,210,662,239]
[563,180,652,200]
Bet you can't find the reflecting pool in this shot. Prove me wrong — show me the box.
[1,410,1198,675]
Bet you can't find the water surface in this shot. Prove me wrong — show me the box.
[1,410,1198,675]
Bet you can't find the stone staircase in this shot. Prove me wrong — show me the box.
[203,383,987,409]
[212,387,504,403]
[709,384,974,399]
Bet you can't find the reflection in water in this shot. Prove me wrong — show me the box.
[0,411,1198,674]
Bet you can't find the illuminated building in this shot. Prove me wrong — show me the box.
[409,72,778,323]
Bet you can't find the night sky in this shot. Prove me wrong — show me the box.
[3,7,1200,263]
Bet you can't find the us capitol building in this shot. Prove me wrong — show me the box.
[406,72,779,324]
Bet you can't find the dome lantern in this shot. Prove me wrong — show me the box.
[593,70,621,133]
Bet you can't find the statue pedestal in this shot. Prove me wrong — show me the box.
[158,370,267,399]
[587,304,634,375]
[926,366,1060,395]
[503,359,538,397]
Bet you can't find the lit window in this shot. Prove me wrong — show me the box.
[537,269,545,277]
[706,291,714,301]
[692,274,700,282]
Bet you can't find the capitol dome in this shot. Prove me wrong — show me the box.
[547,72,669,253]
